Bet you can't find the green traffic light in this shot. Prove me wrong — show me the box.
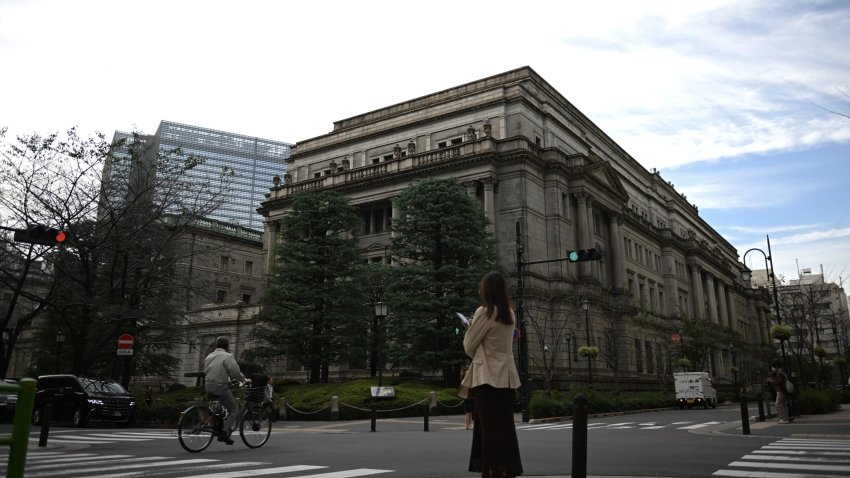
[568,251,579,261]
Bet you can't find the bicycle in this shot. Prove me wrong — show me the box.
[177,382,272,452]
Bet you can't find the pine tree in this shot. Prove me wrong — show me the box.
[254,190,368,383]
[386,178,495,387]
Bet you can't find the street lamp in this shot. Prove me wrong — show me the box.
[741,234,786,369]
[55,331,66,373]
[374,302,388,388]
[581,299,592,388]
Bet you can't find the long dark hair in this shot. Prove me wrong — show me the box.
[479,271,514,325]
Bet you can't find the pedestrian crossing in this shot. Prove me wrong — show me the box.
[713,437,850,477]
[516,420,723,431]
[29,429,177,445]
[1,450,394,477]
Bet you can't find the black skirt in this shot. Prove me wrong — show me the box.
[468,385,523,477]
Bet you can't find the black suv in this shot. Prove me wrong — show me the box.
[33,375,136,427]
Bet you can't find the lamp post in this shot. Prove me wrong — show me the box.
[582,299,592,388]
[55,331,65,373]
[741,234,787,369]
[374,302,388,388]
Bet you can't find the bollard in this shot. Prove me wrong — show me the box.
[424,403,429,431]
[739,397,750,435]
[280,397,288,421]
[429,391,437,414]
[370,408,377,432]
[38,403,52,447]
[331,396,339,420]
[764,392,772,417]
[571,394,588,478]
[757,397,765,422]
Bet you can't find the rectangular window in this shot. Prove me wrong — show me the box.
[634,339,643,372]
[451,137,463,145]
[437,141,448,148]
[245,261,254,276]
[645,341,654,373]
[220,256,229,273]
[242,293,252,304]
[216,290,227,303]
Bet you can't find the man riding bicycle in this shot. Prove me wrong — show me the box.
[204,336,250,445]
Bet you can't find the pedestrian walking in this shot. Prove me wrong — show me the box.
[460,271,523,477]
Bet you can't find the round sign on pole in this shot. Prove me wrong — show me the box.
[118,334,134,349]
[671,333,681,344]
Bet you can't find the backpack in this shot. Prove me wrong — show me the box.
[785,379,795,394]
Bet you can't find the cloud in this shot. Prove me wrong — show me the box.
[727,224,825,234]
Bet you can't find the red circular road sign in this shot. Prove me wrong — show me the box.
[671,333,682,344]
[118,334,134,349]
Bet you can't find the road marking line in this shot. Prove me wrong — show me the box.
[741,453,850,463]
[678,421,721,429]
[714,470,823,477]
[727,460,850,472]
[23,458,218,477]
[174,465,327,478]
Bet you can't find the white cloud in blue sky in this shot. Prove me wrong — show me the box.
[1,0,848,283]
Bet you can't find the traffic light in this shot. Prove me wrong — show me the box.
[567,248,603,262]
[13,225,68,246]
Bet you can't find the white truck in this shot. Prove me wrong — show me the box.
[674,372,717,409]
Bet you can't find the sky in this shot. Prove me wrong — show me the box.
[1,0,849,286]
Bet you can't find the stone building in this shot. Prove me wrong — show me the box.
[258,66,769,389]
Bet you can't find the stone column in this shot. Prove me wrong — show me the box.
[689,264,704,319]
[576,193,590,277]
[706,274,718,324]
[463,181,477,198]
[585,197,597,279]
[391,201,399,239]
[264,220,281,277]
[483,176,496,235]
[607,213,624,291]
[717,283,730,328]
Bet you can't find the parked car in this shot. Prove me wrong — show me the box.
[32,375,135,427]
[0,379,18,420]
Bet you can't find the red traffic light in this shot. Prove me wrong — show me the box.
[13,225,68,246]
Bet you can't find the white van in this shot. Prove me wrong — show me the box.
[674,372,717,409]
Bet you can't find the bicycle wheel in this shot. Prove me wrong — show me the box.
[178,405,217,452]
[239,405,272,448]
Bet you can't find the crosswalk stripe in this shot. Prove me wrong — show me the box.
[98,462,268,478]
[29,438,113,444]
[284,470,393,478]
[741,453,850,463]
[714,470,832,477]
[677,421,721,429]
[26,456,172,470]
[24,458,218,477]
[174,465,328,478]
[727,460,850,473]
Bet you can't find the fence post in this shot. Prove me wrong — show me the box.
[38,403,52,447]
[571,394,588,478]
[331,396,339,420]
[280,397,288,421]
[370,408,377,432]
[429,391,437,414]
[424,402,429,432]
[757,396,765,422]
[739,396,750,435]
[7,378,36,478]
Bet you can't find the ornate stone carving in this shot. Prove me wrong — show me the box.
[328,160,337,172]
[467,125,476,141]
[272,175,281,186]
[341,159,350,170]
[283,173,292,184]
[407,140,415,155]
[483,121,492,137]
[393,144,402,159]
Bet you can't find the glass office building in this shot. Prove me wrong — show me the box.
[110,121,291,231]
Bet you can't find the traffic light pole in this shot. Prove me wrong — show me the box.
[515,222,599,422]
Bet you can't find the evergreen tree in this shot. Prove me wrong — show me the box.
[386,178,495,387]
[253,190,368,384]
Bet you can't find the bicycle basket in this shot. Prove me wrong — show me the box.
[244,386,267,403]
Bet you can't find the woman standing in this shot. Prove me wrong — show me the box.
[461,271,523,477]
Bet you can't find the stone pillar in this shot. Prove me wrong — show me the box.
[585,197,597,279]
[689,264,704,319]
[463,181,477,198]
[706,274,718,324]
[483,177,496,235]
[607,213,624,291]
[264,220,281,277]
[576,193,590,277]
[391,201,399,239]
[725,286,735,330]
[718,283,730,328]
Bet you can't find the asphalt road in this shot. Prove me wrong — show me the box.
[2,404,849,477]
